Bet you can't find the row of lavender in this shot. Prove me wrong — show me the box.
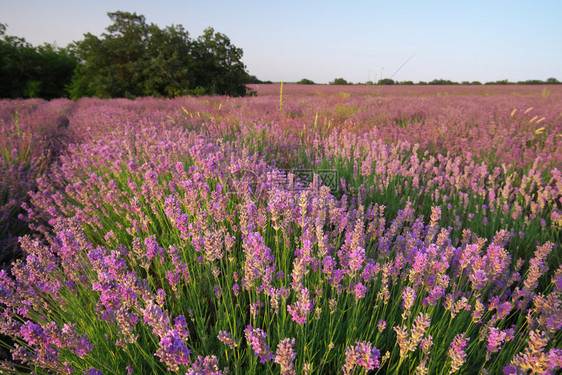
[0,89,560,374]
[0,99,76,265]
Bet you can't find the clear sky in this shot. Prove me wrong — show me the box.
[2,0,561,84]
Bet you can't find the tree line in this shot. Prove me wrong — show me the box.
[297,77,561,86]
[0,11,252,99]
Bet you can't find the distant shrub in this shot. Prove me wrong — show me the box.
[329,78,349,85]
[377,78,395,85]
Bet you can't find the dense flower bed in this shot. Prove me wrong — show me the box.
[0,86,560,374]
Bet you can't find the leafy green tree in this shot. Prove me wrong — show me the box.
[69,12,192,98]
[546,77,560,84]
[0,30,34,97]
[329,78,349,85]
[69,11,249,99]
[191,27,249,96]
[246,75,264,84]
[485,79,510,85]
[428,79,458,85]
[377,78,395,85]
[297,78,315,84]
[0,23,76,98]
[519,79,544,85]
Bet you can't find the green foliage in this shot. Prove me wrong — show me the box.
[329,77,349,85]
[246,75,264,84]
[191,27,249,97]
[377,78,395,85]
[428,78,459,85]
[69,12,250,99]
[485,79,511,85]
[0,25,76,99]
[296,78,315,84]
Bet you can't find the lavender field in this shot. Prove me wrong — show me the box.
[0,85,561,374]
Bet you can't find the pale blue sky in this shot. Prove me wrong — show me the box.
[2,0,561,83]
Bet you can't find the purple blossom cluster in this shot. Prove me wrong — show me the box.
[244,325,274,364]
[342,341,381,374]
[448,333,470,373]
[274,338,296,375]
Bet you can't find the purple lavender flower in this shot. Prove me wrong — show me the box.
[430,206,441,222]
[144,235,164,261]
[250,300,264,317]
[20,321,47,346]
[166,268,181,291]
[156,288,167,306]
[402,286,416,317]
[486,327,510,353]
[353,282,368,301]
[448,333,469,373]
[140,300,170,337]
[242,232,275,292]
[173,315,190,340]
[187,355,222,375]
[287,288,313,325]
[155,329,191,371]
[244,325,274,364]
[347,246,366,276]
[218,330,239,349]
[275,338,296,375]
[232,283,240,296]
[469,269,488,291]
[61,362,73,374]
[342,341,381,375]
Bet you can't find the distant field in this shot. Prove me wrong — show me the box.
[249,83,562,97]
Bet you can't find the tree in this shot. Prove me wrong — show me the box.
[329,78,349,85]
[191,27,249,96]
[377,78,395,85]
[546,77,560,84]
[485,79,510,85]
[69,11,250,99]
[0,23,76,98]
[246,75,263,84]
[428,79,458,85]
[519,79,544,85]
[297,78,315,84]
[69,12,191,98]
